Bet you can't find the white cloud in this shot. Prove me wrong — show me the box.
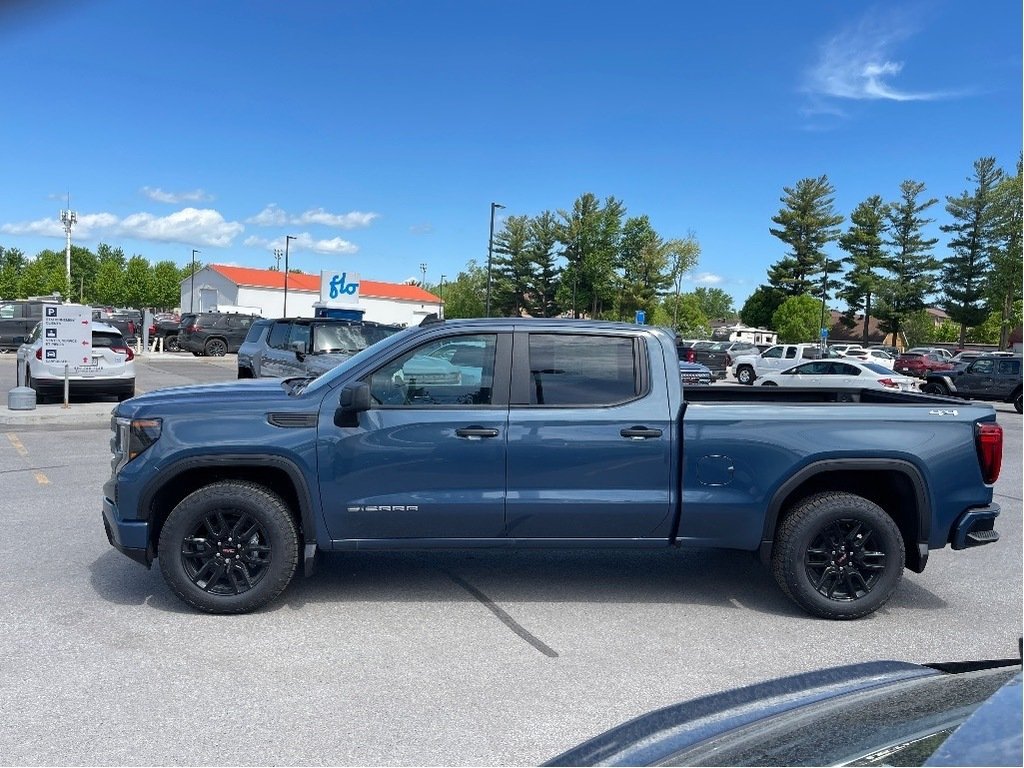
[140,186,213,204]
[1,208,242,247]
[805,10,952,104]
[246,204,379,230]
[245,232,359,255]
[691,272,723,285]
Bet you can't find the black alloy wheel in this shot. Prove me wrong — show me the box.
[205,338,228,356]
[165,334,180,352]
[922,382,948,396]
[803,518,886,601]
[180,510,272,596]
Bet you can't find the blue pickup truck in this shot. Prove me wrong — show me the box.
[101,319,1004,619]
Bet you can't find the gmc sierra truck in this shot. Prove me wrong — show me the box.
[101,319,1004,619]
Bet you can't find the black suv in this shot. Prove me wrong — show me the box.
[178,312,261,356]
[241,317,402,378]
[923,355,1022,413]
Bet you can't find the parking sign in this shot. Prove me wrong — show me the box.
[43,304,92,369]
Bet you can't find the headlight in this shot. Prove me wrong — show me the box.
[113,417,162,473]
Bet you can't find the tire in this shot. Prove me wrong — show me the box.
[761,380,778,387]
[238,366,254,379]
[165,335,180,352]
[116,385,135,402]
[25,369,46,404]
[771,492,904,620]
[158,481,299,614]
[922,382,948,396]
[204,338,228,357]
[737,366,755,385]
[1014,391,1022,414]
[192,351,203,357]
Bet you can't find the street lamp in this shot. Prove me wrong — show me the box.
[484,202,505,317]
[273,248,283,271]
[439,274,445,317]
[190,249,201,312]
[419,262,427,287]
[283,235,296,316]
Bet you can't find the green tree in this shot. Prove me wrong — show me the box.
[93,258,125,307]
[557,193,624,318]
[691,286,735,320]
[740,285,786,329]
[150,260,184,309]
[988,158,1022,348]
[875,180,940,346]
[0,246,27,298]
[121,255,152,309]
[837,195,888,345]
[526,211,561,317]
[18,251,65,297]
[940,157,1005,345]
[902,310,939,347]
[615,216,670,321]
[660,293,709,337]
[491,214,535,317]
[767,175,844,296]
[771,295,821,342]
[440,260,487,319]
[662,234,701,329]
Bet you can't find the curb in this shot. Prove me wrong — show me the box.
[0,402,114,428]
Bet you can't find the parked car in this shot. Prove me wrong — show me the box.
[868,343,901,357]
[15,321,135,402]
[102,319,1004,617]
[236,318,276,378]
[907,346,954,360]
[894,351,955,378]
[93,308,141,346]
[676,340,728,379]
[840,347,895,369]
[177,312,262,356]
[247,317,403,379]
[545,657,1023,766]
[950,349,1014,369]
[678,360,713,386]
[148,315,182,351]
[0,298,58,352]
[923,355,1023,413]
[754,359,920,394]
[731,343,822,385]
[827,343,866,356]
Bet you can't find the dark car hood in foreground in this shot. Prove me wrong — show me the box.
[545,659,1022,767]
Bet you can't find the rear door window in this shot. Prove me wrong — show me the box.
[267,321,291,349]
[525,334,641,406]
[997,359,1021,376]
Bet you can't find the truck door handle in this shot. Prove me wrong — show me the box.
[455,426,500,439]
[620,426,662,439]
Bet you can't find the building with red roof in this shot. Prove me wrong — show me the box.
[180,264,442,326]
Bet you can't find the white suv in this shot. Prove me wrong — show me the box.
[16,321,136,402]
[732,343,823,385]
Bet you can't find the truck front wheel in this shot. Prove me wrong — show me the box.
[771,492,904,620]
[736,366,755,385]
[158,480,299,614]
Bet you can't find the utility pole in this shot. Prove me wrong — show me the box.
[439,274,445,318]
[283,235,296,316]
[190,249,201,312]
[484,202,504,317]
[59,205,77,301]
[419,262,427,287]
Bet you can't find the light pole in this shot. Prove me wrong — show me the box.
[283,235,296,316]
[484,202,504,317]
[273,248,283,271]
[59,208,77,300]
[419,262,427,287]
[190,249,200,312]
[439,274,445,318]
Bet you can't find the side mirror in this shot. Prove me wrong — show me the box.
[289,340,307,360]
[335,382,371,427]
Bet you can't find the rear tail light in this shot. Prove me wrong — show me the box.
[35,348,42,360]
[188,323,200,332]
[111,345,136,362]
[685,348,696,363]
[877,378,899,389]
[975,422,1003,484]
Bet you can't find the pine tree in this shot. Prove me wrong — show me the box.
[940,157,1005,345]
[527,211,561,317]
[837,195,889,345]
[490,215,535,317]
[875,181,940,345]
[767,175,844,296]
[988,157,1022,349]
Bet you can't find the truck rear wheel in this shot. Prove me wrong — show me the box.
[158,480,299,614]
[1013,391,1022,414]
[922,382,948,396]
[736,365,755,385]
[771,492,904,620]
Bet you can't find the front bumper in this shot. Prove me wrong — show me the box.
[950,504,1001,550]
[102,495,152,567]
[34,377,134,396]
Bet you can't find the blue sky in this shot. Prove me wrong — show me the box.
[1,0,1020,306]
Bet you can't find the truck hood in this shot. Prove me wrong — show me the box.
[116,379,295,418]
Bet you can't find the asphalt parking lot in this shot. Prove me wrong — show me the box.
[0,352,1021,766]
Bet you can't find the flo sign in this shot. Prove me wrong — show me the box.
[320,271,361,306]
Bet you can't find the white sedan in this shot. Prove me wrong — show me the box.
[754,359,921,392]
[840,348,896,369]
